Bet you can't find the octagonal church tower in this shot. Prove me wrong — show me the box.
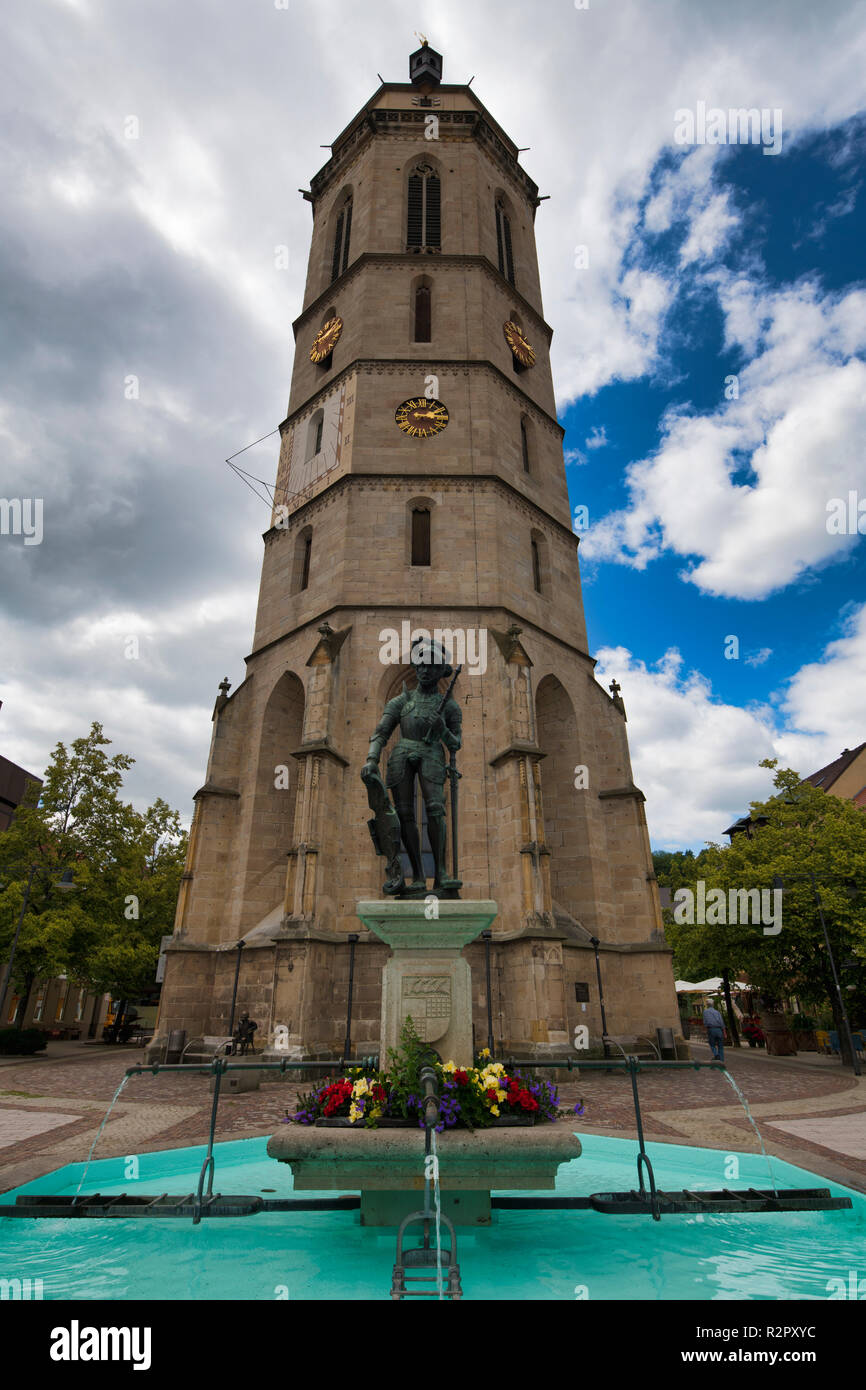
[157,42,681,1058]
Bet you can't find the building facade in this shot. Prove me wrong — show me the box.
[156,43,681,1059]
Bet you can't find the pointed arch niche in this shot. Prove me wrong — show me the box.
[243,671,305,929]
[534,675,590,925]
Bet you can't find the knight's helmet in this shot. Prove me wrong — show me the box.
[410,636,453,679]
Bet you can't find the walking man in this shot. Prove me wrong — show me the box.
[702,1002,726,1062]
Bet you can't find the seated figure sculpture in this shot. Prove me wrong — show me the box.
[361,638,462,898]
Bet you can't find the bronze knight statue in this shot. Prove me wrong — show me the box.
[361,638,462,898]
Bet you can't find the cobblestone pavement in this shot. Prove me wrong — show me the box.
[1,1041,864,1194]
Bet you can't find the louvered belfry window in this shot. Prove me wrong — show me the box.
[407,164,441,251]
[331,199,352,283]
[496,199,515,284]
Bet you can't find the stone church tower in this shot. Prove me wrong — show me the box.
[158,42,681,1058]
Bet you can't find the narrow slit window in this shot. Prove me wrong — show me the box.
[300,533,312,591]
[411,508,431,566]
[331,199,352,283]
[496,200,515,285]
[521,419,531,472]
[414,284,432,342]
[531,537,542,593]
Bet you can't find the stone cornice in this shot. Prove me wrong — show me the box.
[293,253,552,346]
[281,354,563,441]
[192,782,240,802]
[489,741,546,768]
[290,739,350,769]
[598,785,646,803]
[246,604,597,670]
[310,95,538,210]
[264,471,576,547]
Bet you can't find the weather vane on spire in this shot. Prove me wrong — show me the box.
[415,31,429,47]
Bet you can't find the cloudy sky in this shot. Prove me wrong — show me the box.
[1,0,865,850]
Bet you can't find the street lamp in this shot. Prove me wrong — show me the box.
[0,864,78,1026]
[481,929,494,1057]
[589,936,610,1059]
[772,871,861,1077]
[341,933,359,1067]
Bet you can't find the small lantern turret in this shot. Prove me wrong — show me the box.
[409,37,443,88]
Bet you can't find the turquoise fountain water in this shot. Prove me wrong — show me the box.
[1,1133,861,1301]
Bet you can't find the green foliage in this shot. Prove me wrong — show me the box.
[0,723,188,1011]
[0,1027,47,1055]
[656,761,866,1016]
[385,1014,430,1119]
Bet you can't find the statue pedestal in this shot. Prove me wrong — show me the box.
[356,899,497,1068]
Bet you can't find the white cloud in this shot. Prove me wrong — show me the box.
[595,603,866,849]
[585,425,608,450]
[744,647,773,667]
[582,279,866,598]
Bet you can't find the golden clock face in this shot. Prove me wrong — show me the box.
[395,397,449,438]
[310,316,343,364]
[504,320,536,368]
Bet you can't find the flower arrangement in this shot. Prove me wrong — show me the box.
[289,1019,570,1131]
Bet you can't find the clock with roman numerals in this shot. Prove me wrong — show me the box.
[395,397,450,438]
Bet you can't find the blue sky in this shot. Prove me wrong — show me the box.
[559,110,866,846]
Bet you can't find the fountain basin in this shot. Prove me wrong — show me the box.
[267,1123,581,1225]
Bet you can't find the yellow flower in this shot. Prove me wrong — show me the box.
[496,1088,506,1102]
[490,1105,500,1116]
[442,1060,457,1073]
[479,1047,491,1058]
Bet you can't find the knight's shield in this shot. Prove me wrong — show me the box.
[401,975,452,1044]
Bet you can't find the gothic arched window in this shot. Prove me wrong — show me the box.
[407,164,441,251]
[414,283,432,342]
[331,197,352,283]
[496,199,515,285]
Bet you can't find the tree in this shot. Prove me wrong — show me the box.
[658,762,866,1060]
[0,724,187,1027]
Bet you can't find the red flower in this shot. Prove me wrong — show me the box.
[454,1070,469,1087]
[486,1087,497,1100]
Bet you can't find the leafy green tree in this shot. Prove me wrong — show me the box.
[658,761,866,1061]
[0,724,187,1026]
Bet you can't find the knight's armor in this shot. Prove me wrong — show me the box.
[368,686,461,791]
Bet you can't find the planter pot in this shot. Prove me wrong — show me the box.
[313,1114,535,1129]
[793,1030,817,1052]
[759,1012,797,1056]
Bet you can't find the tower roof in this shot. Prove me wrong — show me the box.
[804,742,866,790]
